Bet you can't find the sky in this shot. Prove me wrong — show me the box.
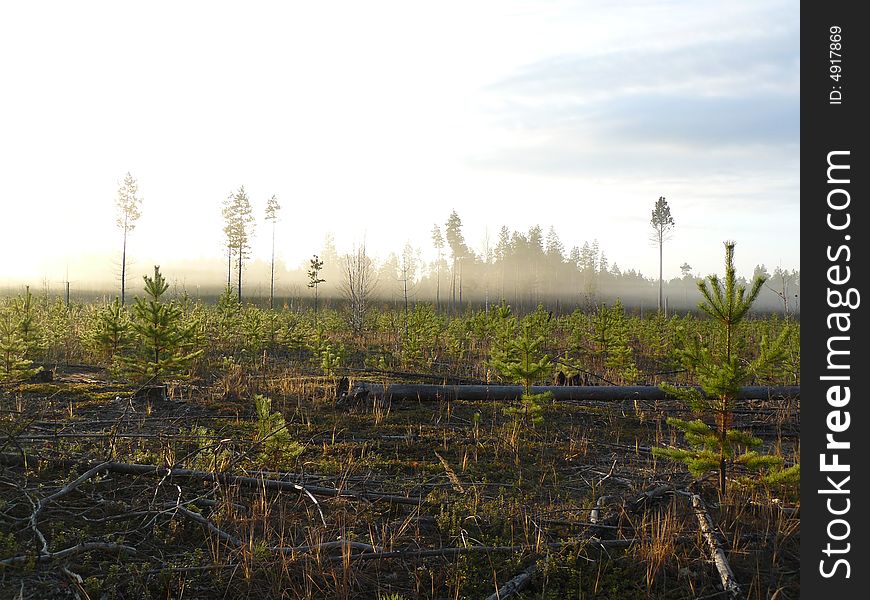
[0,0,799,287]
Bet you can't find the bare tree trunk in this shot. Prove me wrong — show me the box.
[501,261,505,303]
[237,248,243,304]
[350,382,799,403]
[450,260,456,314]
[719,415,728,496]
[458,258,462,313]
[435,259,440,311]
[227,246,232,291]
[658,231,663,312]
[403,275,409,335]
[269,223,276,309]
[120,226,127,306]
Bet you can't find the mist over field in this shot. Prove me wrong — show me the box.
[0,242,798,315]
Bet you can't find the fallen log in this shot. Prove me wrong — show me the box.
[350,383,799,403]
[692,494,743,599]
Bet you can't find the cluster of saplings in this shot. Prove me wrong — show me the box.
[0,278,797,388]
[0,244,798,494]
[0,267,203,385]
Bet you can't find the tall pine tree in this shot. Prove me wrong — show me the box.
[222,187,255,303]
[265,194,281,310]
[116,173,142,306]
[431,225,445,311]
[445,210,472,312]
[650,196,675,313]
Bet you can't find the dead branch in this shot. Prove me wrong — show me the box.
[596,457,618,486]
[629,484,675,512]
[589,495,614,525]
[30,461,114,557]
[692,494,743,599]
[485,561,538,600]
[174,505,243,547]
[1,453,420,509]
[0,541,136,567]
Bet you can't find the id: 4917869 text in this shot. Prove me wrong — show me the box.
[829,25,843,105]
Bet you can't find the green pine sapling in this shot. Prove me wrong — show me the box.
[320,344,342,378]
[491,323,552,427]
[654,242,797,495]
[125,266,203,383]
[0,311,41,382]
[253,394,303,467]
[240,305,268,360]
[400,304,442,370]
[89,298,131,369]
[602,299,639,384]
[13,286,45,360]
[307,255,326,326]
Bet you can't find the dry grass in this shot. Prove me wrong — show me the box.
[0,367,799,599]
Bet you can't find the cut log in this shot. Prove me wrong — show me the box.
[692,494,742,599]
[350,383,799,403]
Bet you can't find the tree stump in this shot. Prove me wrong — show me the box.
[133,385,167,402]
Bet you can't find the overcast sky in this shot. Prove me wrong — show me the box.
[0,0,799,285]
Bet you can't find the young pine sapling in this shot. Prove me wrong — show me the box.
[654,242,797,496]
[125,266,203,384]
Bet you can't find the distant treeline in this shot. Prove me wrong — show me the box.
[1,260,799,319]
[2,219,799,316]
